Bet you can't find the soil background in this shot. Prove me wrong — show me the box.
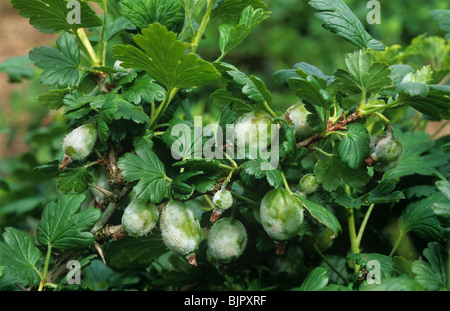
[0,0,449,160]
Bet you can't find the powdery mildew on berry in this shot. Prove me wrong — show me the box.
[213,189,233,210]
[285,103,314,139]
[122,198,159,237]
[207,218,248,263]
[160,200,202,255]
[298,173,319,196]
[63,124,98,161]
[260,188,304,241]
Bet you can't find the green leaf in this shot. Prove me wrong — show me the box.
[122,75,167,104]
[384,130,450,180]
[0,228,42,286]
[399,192,446,241]
[332,179,404,208]
[117,139,168,203]
[218,5,270,56]
[347,253,394,276]
[37,193,101,250]
[104,235,168,270]
[114,99,151,124]
[0,56,34,83]
[56,165,94,193]
[359,277,424,291]
[120,0,185,31]
[11,0,101,34]
[431,9,450,37]
[29,32,80,88]
[337,123,370,169]
[294,194,342,238]
[308,0,384,50]
[334,50,392,95]
[292,267,329,291]
[37,89,70,110]
[402,89,450,120]
[241,160,283,188]
[224,69,272,105]
[113,23,220,90]
[273,62,334,85]
[212,0,266,21]
[314,156,370,192]
[412,242,449,290]
[288,73,331,110]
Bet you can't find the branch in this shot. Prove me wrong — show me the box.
[296,111,362,149]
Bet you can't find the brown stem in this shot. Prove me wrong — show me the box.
[296,112,362,149]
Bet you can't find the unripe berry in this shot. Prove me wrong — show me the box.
[210,189,233,222]
[233,111,273,158]
[60,124,97,170]
[122,198,159,237]
[284,103,314,139]
[207,218,248,263]
[260,188,304,243]
[368,125,402,172]
[160,200,202,265]
[298,173,319,196]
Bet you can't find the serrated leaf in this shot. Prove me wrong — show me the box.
[412,242,449,290]
[212,0,266,21]
[288,73,331,111]
[11,0,101,34]
[37,89,70,110]
[227,70,272,104]
[431,9,450,36]
[241,160,282,188]
[113,23,220,90]
[399,192,446,241]
[0,228,42,286]
[56,165,94,193]
[308,0,384,50]
[29,32,80,88]
[117,140,168,203]
[120,0,185,31]
[334,50,391,95]
[402,89,450,120]
[37,193,101,250]
[114,99,151,124]
[337,123,370,169]
[122,75,166,104]
[218,5,270,56]
[274,62,334,85]
[314,156,370,192]
[0,56,34,83]
[384,130,450,180]
[292,267,329,291]
[294,194,342,238]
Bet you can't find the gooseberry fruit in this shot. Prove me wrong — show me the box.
[122,198,159,237]
[160,200,203,266]
[59,124,97,170]
[368,125,402,172]
[284,103,314,139]
[260,188,304,254]
[207,217,248,264]
[298,173,319,196]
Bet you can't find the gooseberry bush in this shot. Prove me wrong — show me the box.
[0,0,449,292]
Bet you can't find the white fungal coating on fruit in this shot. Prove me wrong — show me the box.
[298,173,319,196]
[90,167,111,204]
[233,111,273,158]
[368,125,402,172]
[284,103,314,139]
[213,189,233,211]
[160,200,202,255]
[207,218,248,263]
[122,198,159,237]
[62,124,97,161]
[260,188,304,241]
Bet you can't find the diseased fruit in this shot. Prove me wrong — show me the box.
[207,217,248,263]
[122,198,159,237]
[211,189,233,222]
[233,111,273,159]
[284,103,314,139]
[298,173,319,196]
[160,200,203,266]
[260,188,304,254]
[59,124,97,170]
[368,125,402,172]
